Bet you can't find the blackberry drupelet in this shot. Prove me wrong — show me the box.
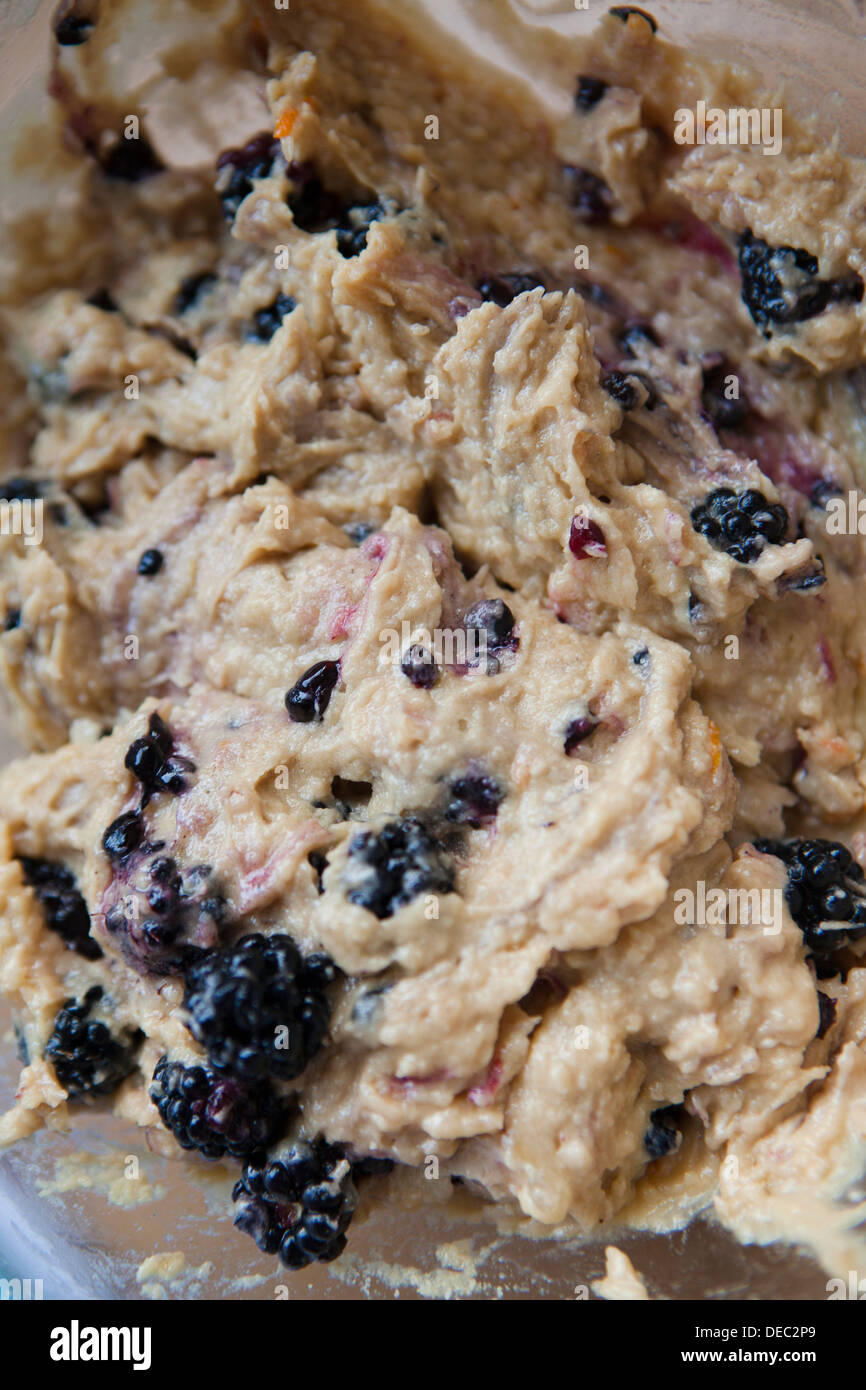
[216,133,280,222]
[344,817,455,919]
[602,369,639,410]
[150,1056,283,1160]
[183,934,338,1082]
[137,547,163,576]
[690,488,788,563]
[701,360,750,430]
[445,774,503,828]
[285,659,340,722]
[232,1138,358,1268]
[563,164,613,224]
[738,230,864,332]
[124,711,194,799]
[103,851,223,976]
[754,837,866,957]
[476,272,546,306]
[335,203,384,258]
[575,75,608,110]
[400,645,439,689]
[246,293,296,343]
[45,987,137,1097]
[643,1104,683,1159]
[102,809,145,860]
[19,856,101,960]
[464,598,516,649]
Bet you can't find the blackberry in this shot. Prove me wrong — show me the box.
[644,1104,682,1159]
[400,645,439,689]
[563,165,613,224]
[103,851,223,976]
[54,9,95,45]
[464,598,516,648]
[690,488,788,563]
[174,271,217,315]
[344,818,455,919]
[123,712,194,799]
[816,991,837,1040]
[100,137,164,183]
[445,774,503,828]
[232,1138,358,1269]
[286,160,346,233]
[150,1056,283,1160]
[102,810,144,860]
[476,272,546,307]
[216,133,280,222]
[738,230,864,332]
[564,716,599,754]
[754,837,866,958]
[183,934,337,1082]
[19,856,101,960]
[575,75,608,110]
[609,6,657,31]
[701,360,750,430]
[4,609,21,631]
[0,477,42,502]
[45,987,137,1098]
[602,369,639,410]
[246,293,296,343]
[336,203,384,258]
[137,547,163,576]
[285,660,340,723]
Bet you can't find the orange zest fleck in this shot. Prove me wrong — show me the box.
[709,722,723,775]
[274,108,299,139]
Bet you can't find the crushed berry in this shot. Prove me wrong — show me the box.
[690,488,788,563]
[602,369,639,409]
[575,76,608,110]
[754,837,866,959]
[336,204,384,258]
[738,230,864,332]
[464,598,516,648]
[445,774,503,828]
[137,548,163,576]
[247,293,296,343]
[20,856,101,959]
[476,273,546,306]
[286,660,340,723]
[344,818,455,919]
[564,716,599,754]
[217,133,280,222]
[568,514,607,558]
[564,165,614,224]
[103,851,223,976]
[401,645,439,689]
[701,360,750,430]
[124,712,194,798]
[174,272,217,315]
[100,136,164,183]
[644,1104,682,1158]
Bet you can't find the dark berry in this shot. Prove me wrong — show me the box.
[738,230,864,332]
[0,477,42,502]
[183,934,337,1082]
[123,712,193,797]
[602,369,639,410]
[400,645,439,689]
[150,1056,282,1160]
[286,160,346,232]
[85,288,118,311]
[19,856,101,960]
[102,810,144,860]
[335,203,383,258]
[816,991,837,1039]
[575,75,608,110]
[344,521,377,544]
[690,488,788,563]
[246,293,296,343]
[445,774,503,828]
[233,1138,357,1268]
[102,851,221,976]
[754,837,866,959]
[137,547,163,576]
[563,165,614,224]
[464,598,516,648]
[644,1104,682,1159]
[618,322,660,353]
[45,987,137,1097]
[285,660,340,723]
[568,514,607,558]
[100,137,164,183]
[217,133,280,222]
[344,818,455,919]
[608,5,657,31]
[174,272,217,315]
[810,479,843,509]
[4,609,21,631]
[54,9,94,45]
[701,360,750,430]
[564,716,599,754]
[476,272,546,307]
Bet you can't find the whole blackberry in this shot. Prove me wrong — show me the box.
[445,774,503,828]
[150,1056,283,1160]
[183,934,337,1082]
[754,838,866,957]
[19,856,101,959]
[738,230,863,332]
[216,133,280,222]
[45,987,137,1098]
[643,1104,683,1159]
[344,818,455,919]
[476,272,546,306]
[232,1138,358,1269]
[690,488,788,563]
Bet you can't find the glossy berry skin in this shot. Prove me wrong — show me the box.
[183,934,337,1082]
[575,75,608,110]
[344,818,455,919]
[232,1138,358,1269]
[754,838,866,958]
[464,599,516,648]
[285,660,340,722]
[701,362,750,430]
[602,370,639,410]
[690,488,788,564]
[137,548,164,576]
[400,645,439,689]
[123,712,194,799]
[445,774,503,828]
[476,273,545,307]
[45,987,137,1098]
[216,133,280,222]
[247,293,296,343]
[102,810,145,860]
[19,856,101,960]
[738,230,863,332]
[150,1056,283,1161]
